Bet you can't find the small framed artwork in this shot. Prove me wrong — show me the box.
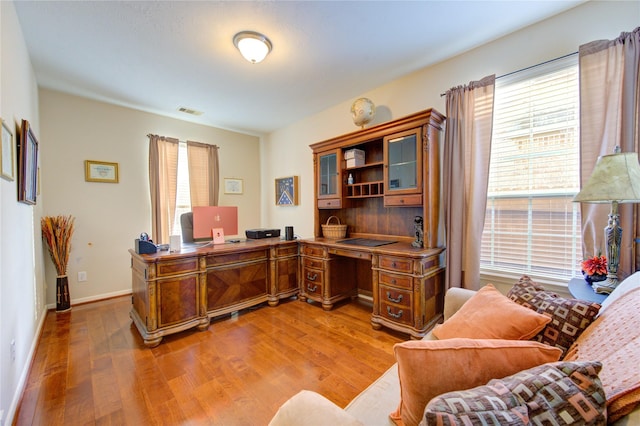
[211,228,225,244]
[224,178,243,194]
[1,118,14,181]
[275,175,299,206]
[18,119,38,204]
[85,160,119,183]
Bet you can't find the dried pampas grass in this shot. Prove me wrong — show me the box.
[41,215,75,276]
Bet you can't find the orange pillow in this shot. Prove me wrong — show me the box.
[390,338,563,426]
[432,284,551,340]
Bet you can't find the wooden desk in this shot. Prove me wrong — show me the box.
[129,238,298,347]
[299,237,445,339]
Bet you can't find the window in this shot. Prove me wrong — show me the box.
[171,142,191,238]
[480,55,583,281]
[149,135,219,244]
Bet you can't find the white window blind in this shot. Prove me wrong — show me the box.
[481,55,583,281]
[171,142,191,237]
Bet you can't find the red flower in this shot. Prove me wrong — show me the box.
[581,255,607,276]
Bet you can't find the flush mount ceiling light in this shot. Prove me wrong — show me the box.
[233,31,272,64]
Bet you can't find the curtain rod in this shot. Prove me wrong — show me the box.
[147,134,194,145]
[439,51,578,97]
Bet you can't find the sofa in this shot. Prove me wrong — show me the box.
[270,272,640,425]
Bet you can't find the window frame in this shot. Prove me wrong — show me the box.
[480,54,582,285]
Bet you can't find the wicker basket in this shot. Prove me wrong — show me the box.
[321,216,347,239]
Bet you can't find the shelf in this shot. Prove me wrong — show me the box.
[345,161,384,171]
[346,181,384,198]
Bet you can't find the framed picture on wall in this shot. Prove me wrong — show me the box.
[275,175,299,206]
[18,119,38,204]
[1,118,15,181]
[224,178,243,194]
[85,160,119,183]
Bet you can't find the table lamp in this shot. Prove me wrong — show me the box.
[574,147,640,294]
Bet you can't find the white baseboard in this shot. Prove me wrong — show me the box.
[5,304,48,426]
[46,289,132,310]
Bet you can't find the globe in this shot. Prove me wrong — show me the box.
[351,98,376,128]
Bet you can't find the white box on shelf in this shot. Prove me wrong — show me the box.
[344,148,365,160]
[346,158,364,168]
[345,149,365,168]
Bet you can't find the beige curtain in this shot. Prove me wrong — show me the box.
[148,134,179,244]
[579,27,640,279]
[187,141,220,207]
[443,75,496,290]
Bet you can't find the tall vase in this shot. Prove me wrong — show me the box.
[56,275,71,312]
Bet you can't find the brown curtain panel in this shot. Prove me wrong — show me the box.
[148,134,179,244]
[443,75,496,290]
[579,27,640,279]
[186,141,219,207]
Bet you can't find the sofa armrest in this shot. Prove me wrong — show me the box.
[443,287,477,321]
[269,390,364,426]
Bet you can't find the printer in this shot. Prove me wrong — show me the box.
[245,228,281,239]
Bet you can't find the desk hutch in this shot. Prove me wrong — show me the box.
[301,108,446,338]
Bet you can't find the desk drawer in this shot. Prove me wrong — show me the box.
[378,271,412,290]
[156,257,199,277]
[318,198,342,209]
[379,284,412,309]
[384,194,422,207]
[302,267,323,296]
[277,245,298,257]
[301,244,327,258]
[302,256,324,269]
[379,300,413,327]
[328,247,371,260]
[378,255,413,274]
[206,249,268,267]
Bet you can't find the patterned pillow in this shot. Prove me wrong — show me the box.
[423,361,606,426]
[507,275,601,357]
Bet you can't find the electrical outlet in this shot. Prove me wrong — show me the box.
[10,340,16,362]
[78,271,87,282]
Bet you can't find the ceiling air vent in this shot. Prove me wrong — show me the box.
[177,107,203,116]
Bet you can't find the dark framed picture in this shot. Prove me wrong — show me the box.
[1,118,14,181]
[275,175,299,206]
[18,119,38,205]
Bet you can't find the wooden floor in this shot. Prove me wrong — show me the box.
[14,295,406,425]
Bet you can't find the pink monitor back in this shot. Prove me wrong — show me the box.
[192,206,238,239]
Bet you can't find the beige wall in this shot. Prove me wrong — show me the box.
[2,0,639,423]
[0,1,45,422]
[262,1,640,244]
[39,89,261,305]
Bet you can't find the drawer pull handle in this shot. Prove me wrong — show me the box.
[386,292,403,303]
[387,307,403,319]
[391,261,397,268]
[307,284,318,292]
[391,278,396,285]
[307,272,317,281]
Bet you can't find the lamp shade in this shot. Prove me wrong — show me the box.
[574,151,640,203]
[233,31,272,64]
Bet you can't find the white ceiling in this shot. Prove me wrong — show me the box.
[14,0,584,135]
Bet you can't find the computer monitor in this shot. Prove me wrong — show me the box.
[192,206,238,240]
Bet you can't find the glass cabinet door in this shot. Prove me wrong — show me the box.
[384,129,421,194]
[319,151,338,197]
